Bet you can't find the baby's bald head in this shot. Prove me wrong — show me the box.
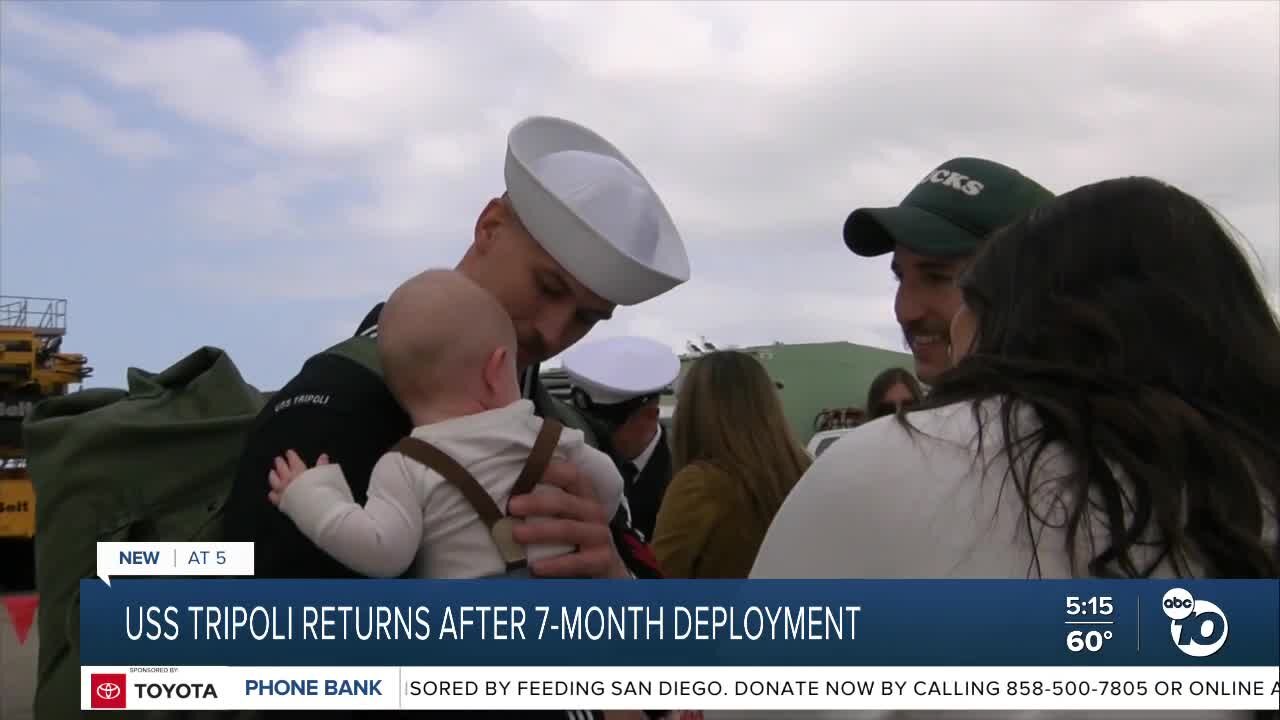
[377,269,518,412]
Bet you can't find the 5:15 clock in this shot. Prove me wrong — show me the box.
[1066,596,1114,616]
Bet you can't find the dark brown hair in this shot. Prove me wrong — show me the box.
[865,367,924,419]
[916,176,1280,581]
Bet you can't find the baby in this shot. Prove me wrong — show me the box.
[266,268,624,579]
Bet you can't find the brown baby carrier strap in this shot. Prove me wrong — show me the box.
[392,418,564,573]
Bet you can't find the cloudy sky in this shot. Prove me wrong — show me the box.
[2,0,1277,391]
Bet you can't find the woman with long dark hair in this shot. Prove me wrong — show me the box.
[651,350,811,578]
[741,177,1277,719]
[864,366,925,420]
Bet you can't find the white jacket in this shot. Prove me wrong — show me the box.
[707,399,1270,720]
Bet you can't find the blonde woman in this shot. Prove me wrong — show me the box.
[651,350,811,578]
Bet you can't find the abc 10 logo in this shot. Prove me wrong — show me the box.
[1161,588,1228,658]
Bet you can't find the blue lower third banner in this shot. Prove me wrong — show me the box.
[78,578,1279,712]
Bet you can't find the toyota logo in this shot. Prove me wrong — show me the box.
[95,682,121,700]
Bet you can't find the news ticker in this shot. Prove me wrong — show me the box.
[82,542,1279,711]
[79,576,1279,667]
[82,666,1280,711]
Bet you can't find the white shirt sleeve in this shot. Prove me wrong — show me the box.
[748,419,942,580]
[277,452,425,578]
[563,433,625,519]
[750,408,1030,580]
[721,410,1242,720]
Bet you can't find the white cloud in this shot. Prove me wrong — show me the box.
[0,63,35,94]
[2,58,177,163]
[0,151,42,189]
[273,0,428,29]
[179,166,340,241]
[101,1,169,17]
[2,0,1277,353]
[23,89,176,162]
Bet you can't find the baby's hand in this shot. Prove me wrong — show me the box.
[267,450,330,506]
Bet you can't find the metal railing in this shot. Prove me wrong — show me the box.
[0,296,67,334]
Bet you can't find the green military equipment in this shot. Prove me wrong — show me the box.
[20,334,379,720]
[22,344,267,719]
[19,331,594,719]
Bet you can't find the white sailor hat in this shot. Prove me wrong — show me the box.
[504,116,690,306]
[561,336,681,407]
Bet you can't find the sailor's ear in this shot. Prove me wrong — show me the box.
[473,198,506,255]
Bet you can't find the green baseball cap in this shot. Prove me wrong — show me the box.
[843,157,1054,258]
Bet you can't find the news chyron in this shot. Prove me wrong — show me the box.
[80,542,1279,713]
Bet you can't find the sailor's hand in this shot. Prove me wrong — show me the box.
[267,450,329,506]
[507,459,630,579]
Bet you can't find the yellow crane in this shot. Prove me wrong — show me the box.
[1,296,91,591]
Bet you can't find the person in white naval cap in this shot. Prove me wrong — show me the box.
[226,115,688,720]
[562,336,681,542]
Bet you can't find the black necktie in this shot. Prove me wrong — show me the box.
[620,461,639,487]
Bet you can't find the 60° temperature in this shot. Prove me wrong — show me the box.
[1067,629,1113,652]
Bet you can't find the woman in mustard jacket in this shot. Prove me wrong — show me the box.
[651,350,811,579]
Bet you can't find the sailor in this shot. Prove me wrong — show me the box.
[562,336,680,542]
[226,115,689,720]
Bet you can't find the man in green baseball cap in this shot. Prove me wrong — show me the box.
[843,157,1053,384]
